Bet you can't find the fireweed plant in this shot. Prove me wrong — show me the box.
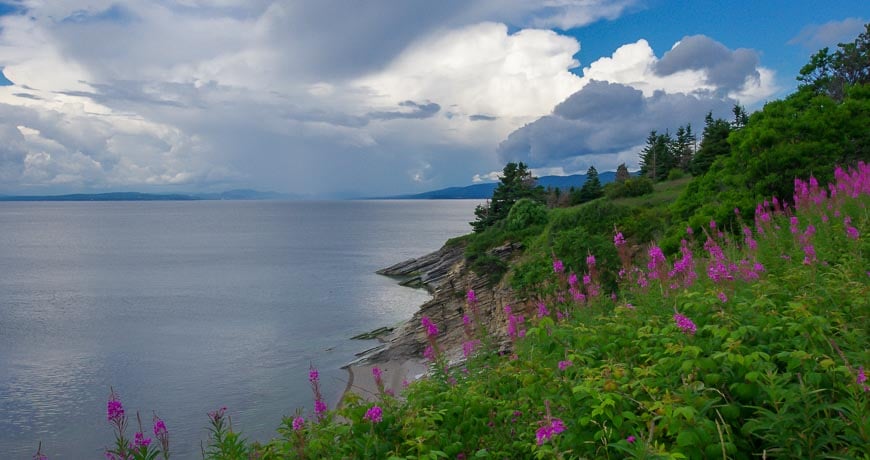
[34,164,868,459]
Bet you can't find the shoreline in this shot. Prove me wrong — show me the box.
[338,243,465,405]
[340,358,429,406]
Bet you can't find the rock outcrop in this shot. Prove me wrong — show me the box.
[355,240,527,367]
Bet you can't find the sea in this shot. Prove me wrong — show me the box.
[0,199,481,458]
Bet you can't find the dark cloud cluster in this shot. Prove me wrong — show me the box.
[368,100,441,120]
[654,35,760,93]
[469,114,497,121]
[497,80,735,167]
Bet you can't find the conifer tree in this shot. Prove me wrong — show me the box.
[690,112,732,176]
[639,130,675,181]
[471,162,544,232]
[577,165,604,202]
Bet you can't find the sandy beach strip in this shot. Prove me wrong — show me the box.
[340,358,428,405]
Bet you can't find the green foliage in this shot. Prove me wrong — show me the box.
[230,174,869,459]
[666,168,686,181]
[471,162,545,232]
[506,198,548,231]
[690,112,732,176]
[675,83,870,235]
[571,165,604,204]
[798,23,869,101]
[605,177,655,199]
[204,408,250,460]
[639,130,677,181]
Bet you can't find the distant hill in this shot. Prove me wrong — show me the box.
[0,192,199,201]
[192,189,296,200]
[0,189,295,202]
[381,171,618,200]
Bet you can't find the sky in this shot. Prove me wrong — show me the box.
[0,1,866,197]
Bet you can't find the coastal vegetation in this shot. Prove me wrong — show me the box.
[34,23,870,460]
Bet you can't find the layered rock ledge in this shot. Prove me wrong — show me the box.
[342,240,525,403]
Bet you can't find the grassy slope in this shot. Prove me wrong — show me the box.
[233,168,867,459]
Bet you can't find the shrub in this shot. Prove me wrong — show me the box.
[506,198,548,230]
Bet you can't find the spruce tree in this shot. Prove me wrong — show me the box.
[639,130,675,181]
[690,112,732,176]
[578,165,604,202]
[471,162,544,232]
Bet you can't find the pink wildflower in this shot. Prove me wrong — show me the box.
[153,418,167,437]
[132,432,151,449]
[627,435,636,444]
[292,416,304,431]
[586,254,596,267]
[803,244,817,265]
[614,232,625,246]
[673,313,697,335]
[314,400,327,416]
[107,397,124,423]
[462,340,479,358]
[536,418,566,445]
[717,291,728,303]
[466,289,477,304]
[421,316,438,337]
[558,360,573,371]
[364,405,383,423]
[423,345,435,361]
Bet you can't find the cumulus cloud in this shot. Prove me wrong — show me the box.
[498,81,735,168]
[491,32,781,175]
[0,0,784,195]
[579,38,777,104]
[788,17,866,50]
[654,35,760,93]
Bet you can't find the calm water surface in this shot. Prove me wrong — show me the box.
[0,200,479,458]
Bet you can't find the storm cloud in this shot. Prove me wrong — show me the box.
[498,80,735,168]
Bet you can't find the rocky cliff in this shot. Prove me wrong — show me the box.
[356,240,528,367]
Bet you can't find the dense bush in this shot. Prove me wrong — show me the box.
[507,198,549,231]
[605,177,655,199]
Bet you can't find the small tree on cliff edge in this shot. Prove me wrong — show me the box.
[471,162,544,232]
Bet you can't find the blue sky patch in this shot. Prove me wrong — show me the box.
[0,67,13,86]
[0,2,24,16]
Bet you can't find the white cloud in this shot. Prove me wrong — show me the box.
[472,171,502,183]
[497,34,780,172]
[577,38,778,106]
[356,22,584,154]
[0,1,785,195]
[788,17,866,50]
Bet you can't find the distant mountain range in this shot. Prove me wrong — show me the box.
[0,189,297,202]
[380,171,618,200]
[0,173,620,202]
